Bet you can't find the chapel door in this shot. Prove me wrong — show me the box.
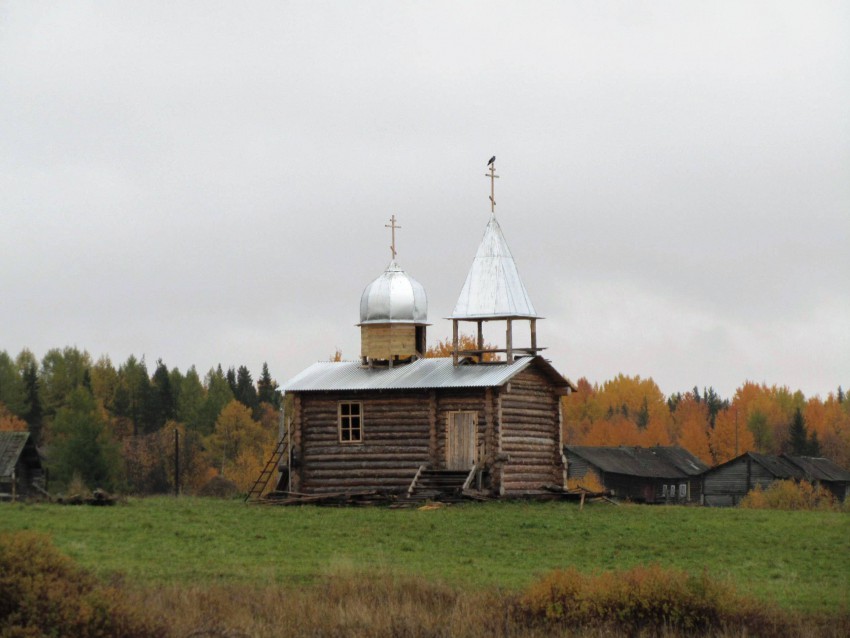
[446,412,477,470]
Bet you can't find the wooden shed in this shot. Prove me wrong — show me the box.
[702,452,850,506]
[564,445,709,504]
[271,165,576,500]
[0,431,45,500]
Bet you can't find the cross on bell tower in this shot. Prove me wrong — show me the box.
[485,157,499,214]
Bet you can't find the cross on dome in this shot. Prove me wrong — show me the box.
[385,214,401,259]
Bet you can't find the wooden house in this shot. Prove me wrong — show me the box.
[564,445,709,504]
[276,166,576,499]
[0,431,45,500]
[702,452,850,506]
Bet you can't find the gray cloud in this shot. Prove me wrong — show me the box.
[1,1,847,399]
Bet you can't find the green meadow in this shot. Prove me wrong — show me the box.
[1,497,847,613]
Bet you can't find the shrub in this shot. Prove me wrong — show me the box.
[0,531,165,638]
[197,475,240,498]
[741,480,838,511]
[516,565,785,636]
[566,468,606,493]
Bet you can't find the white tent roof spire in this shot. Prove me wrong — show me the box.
[450,212,538,319]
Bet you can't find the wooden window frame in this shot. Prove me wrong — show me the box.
[338,401,363,443]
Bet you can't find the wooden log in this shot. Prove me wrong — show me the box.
[499,407,556,419]
[303,434,431,445]
[303,478,412,487]
[500,423,557,435]
[305,468,421,478]
[501,435,555,446]
[304,452,427,467]
[303,448,430,458]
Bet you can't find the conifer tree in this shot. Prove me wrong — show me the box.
[151,359,176,427]
[21,360,42,443]
[788,408,808,456]
[257,362,282,409]
[235,365,258,414]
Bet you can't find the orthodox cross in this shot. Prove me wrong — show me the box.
[385,214,401,259]
[485,160,499,213]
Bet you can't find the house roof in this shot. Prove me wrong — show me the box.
[746,452,806,479]
[450,213,538,320]
[565,445,709,479]
[783,455,850,482]
[283,355,574,393]
[704,451,850,482]
[0,431,30,478]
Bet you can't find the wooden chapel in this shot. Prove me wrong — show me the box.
[274,162,576,499]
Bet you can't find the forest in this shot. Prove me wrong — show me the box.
[1,343,848,495]
[562,375,849,469]
[0,347,283,494]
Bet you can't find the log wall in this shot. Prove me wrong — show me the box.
[360,324,417,360]
[703,455,776,506]
[497,367,564,494]
[296,391,431,493]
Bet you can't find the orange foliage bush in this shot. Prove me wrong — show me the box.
[566,468,605,493]
[517,565,784,636]
[0,531,165,637]
[0,402,27,432]
[426,334,497,362]
[740,480,839,511]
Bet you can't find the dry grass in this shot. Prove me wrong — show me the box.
[125,568,850,638]
[3,528,847,638]
[130,568,512,638]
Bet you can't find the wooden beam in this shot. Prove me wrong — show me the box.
[530,318,537,352]
[452,319,459,366]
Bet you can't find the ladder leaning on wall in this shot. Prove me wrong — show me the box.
[244,414,291,503]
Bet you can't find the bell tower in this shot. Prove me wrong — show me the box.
[449,160,542,365]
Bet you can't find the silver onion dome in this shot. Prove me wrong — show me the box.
[359,260,427,324]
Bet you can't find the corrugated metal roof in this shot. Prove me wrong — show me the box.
[451,213,538,319]
[0,431,29,478]
[748,452,806,479]
[283,356,570,392]
[565,446,709,479]
[650,446,711,476]
[783,455,850,482]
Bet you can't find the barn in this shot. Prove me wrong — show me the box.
[702,452,850,506]
[0,431,45,501]
[273,168,576,500]
[564,445,709,504]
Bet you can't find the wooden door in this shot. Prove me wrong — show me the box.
[446,412,476,470]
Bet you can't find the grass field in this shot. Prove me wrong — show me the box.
[1,497,848,614]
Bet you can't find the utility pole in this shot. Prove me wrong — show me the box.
[174,427,180,496]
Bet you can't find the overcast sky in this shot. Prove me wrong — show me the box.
[1,1,848,400]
